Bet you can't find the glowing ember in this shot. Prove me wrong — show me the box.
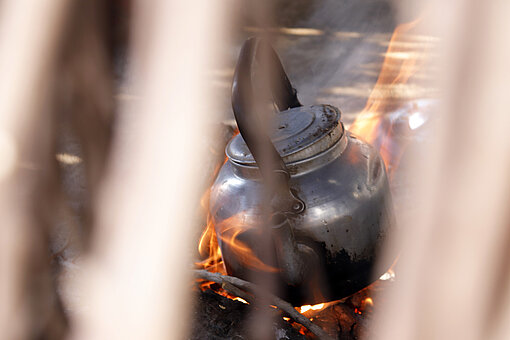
[234,297,249,304]
[363,297,374,307]
[299,303,325,314]
[379,268,396,281]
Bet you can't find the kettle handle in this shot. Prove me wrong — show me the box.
[231,37,304,214]
[233,37,302,111]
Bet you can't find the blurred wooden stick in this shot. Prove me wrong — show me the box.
[69,1,226,340]
[55,0,116,249]
[0,1,70,340]
[373,2,510,340]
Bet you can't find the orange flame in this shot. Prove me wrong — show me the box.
[349,17,434,174]
[197,209,226,275]
[363,297,374,308]
[196,129,278,292]
[196,199,279,290]
[195,151,229,295]
[196,186,227,292]
[216,213,280,273]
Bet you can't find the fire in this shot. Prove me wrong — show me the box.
[196,183,227,276]
[215,213,280,273]
[196,129,278,291]
[234,297,249,304]
[196,186,279,276]
[197,16,430,314]
[196,210,226,275]
[299,303,325,314]
[198,210,281,282]
[379,268,396,281]
[363,297,374,308]
[349,17,435,175]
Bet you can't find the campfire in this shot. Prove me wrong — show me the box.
[193,17,432,340]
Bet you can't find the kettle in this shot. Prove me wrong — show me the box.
[210,38,395,305]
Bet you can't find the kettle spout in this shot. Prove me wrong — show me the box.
[271,213,316,286]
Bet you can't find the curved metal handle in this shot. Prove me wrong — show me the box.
[231,37,304,214]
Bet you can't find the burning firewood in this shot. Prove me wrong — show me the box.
[191,289,307,340]
[194,268,392,339]
[195,269,335,340]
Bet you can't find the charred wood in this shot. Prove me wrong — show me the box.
[190,289,306,340]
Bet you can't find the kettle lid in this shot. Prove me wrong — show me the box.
[227,104,343,165]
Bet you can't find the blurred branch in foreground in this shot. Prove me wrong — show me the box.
[68,1,227,340]
[0,1,70,340]
[54,0,117,250]
[373,1,510,339]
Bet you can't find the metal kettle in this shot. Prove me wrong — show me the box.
[210,38,395,305]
